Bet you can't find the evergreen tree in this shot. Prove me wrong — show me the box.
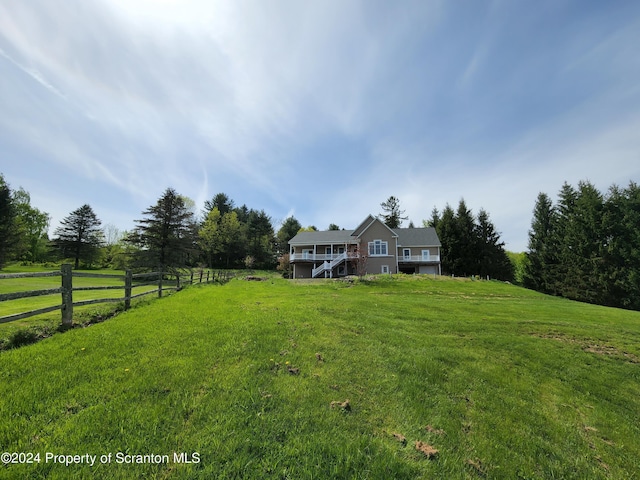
[423,206,440,229]
[234,204,250,224]
[245,209,275,269]
[565,181,605,303]
[435,204,456,275]
[0,174,19,269]
[204,193,234,216]
[52,204,104,269]
[524,192,557,293]
[380,196,408,229]
[525,180,640,311]
[451,199,477,276]
[601,182,640,310]
[276,216,302,255]
[552,182,578,296]
[475,209,514,281]
[127,188,197,271]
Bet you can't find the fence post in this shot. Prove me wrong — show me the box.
[190,271,194,285]
[61,264,73,327]
[199,270,203,284]
[158,271,163,298]
[206,271,210,283]
[124,269,132,310]
[176,272,180,291]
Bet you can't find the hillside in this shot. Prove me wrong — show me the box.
[1,275,639,479]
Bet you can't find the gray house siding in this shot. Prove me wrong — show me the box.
[288,215,440,279]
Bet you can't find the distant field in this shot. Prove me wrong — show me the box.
[1,275,639,479]
[0,266,158,339]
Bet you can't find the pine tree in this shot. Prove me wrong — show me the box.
[52,204,104,269]
[475,209,513,281]
[452,199,477,276]
[380,196,408,229]
[0,174,19,269]
[245,209,275,269]
[568,181,605,303]
[524,192,557,293]
[424,206,440,229]
[525,180,640,311]
[435,204,456,275]
[552,182,578,296]
[276,216,302,255]
[204,193,234,216]
[128,188,197,271]
[602,182,640,309]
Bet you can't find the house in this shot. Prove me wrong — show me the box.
[288,214,441,278]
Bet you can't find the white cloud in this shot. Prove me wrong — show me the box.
[1,0,639,254]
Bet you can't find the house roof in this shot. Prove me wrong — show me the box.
[288,215,441,247]
[352,214,398,238]
[393,227,441,247]
[288,229,356,245]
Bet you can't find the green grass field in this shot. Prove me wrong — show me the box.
[0,265,159,346]
[1,274,639,479]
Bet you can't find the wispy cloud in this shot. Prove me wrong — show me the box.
[1,0,639,249]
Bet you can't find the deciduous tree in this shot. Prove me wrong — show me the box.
[12,188,50,263]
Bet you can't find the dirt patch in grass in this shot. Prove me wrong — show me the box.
[425,425,445,435]
[415,441,438,458]
[391,432,407,445]
[532,333,639,363]
[466,458,487,476]
[330,399,351,412]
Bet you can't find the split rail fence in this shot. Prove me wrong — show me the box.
[0,265,232,326]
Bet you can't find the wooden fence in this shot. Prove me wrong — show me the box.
[0,265,232,326]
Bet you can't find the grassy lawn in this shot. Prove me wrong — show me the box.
[1,275,639,478]
[0,266,159,343]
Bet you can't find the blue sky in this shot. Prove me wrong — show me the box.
[1,0,639,251]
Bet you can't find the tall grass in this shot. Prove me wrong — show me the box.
[1,275,638,478]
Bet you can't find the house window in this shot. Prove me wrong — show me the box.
[381,265,390,274]
[368,240,388,256]
[326,247,332,256]
[403,248,411,259]
[422,250,430,261]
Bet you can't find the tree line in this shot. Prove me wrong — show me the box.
[524,180,640,311]
[0,174,304,272]
[1,173,516,283]
[0,174,51,267]
[424,200,514,281]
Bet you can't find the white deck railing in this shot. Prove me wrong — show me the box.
[291,253,339,262]
[399,255,440,263]
[291,252,357,262]
[311,253,349,278]
[293,252,439,263]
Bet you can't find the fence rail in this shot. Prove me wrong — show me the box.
[0,265,233,325]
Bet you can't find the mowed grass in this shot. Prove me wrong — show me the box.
[1,275,639,479]
[0,266,159,341]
